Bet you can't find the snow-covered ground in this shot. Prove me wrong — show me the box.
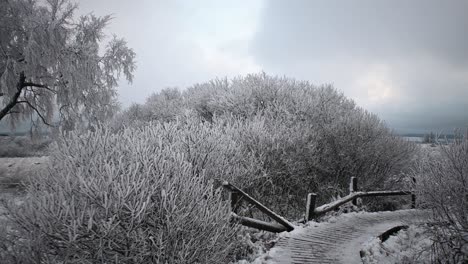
[360,224,433,264]
[0,157,48,222]
[244,210,431,264]
[0,156,48,186]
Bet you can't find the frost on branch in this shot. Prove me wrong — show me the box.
[0,0,136,130]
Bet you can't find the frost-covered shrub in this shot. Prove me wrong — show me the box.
[110,103,152,131]
[111,88,185,131]
[143,88,184,122]
[1,122,253,263]
[112,73,416,218]
[185,73,416,214]
[414,134,468,263]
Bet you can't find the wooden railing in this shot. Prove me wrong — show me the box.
[222,181,294,233]
[223,177,416,233]
[306,177,416,221]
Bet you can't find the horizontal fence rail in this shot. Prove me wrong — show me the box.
[305,177,416,221]
[313,190,413,216]
[230,213,289,233]
[223,177,416,232]
[222,181,295,232]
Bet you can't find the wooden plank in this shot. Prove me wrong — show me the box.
[314,192,362,215]
[222,181,295,231]
[230,213,288,233]
[350,177,358,206]
[305,193,317,221]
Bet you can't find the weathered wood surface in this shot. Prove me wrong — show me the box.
[222,181,295,231]
[231,213,288,233]
[349,177,358,206]
[305,193,317,221]
[314,190,412,216]
[266,210,431,264]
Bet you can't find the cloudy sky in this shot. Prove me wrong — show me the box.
[78,0,468,134]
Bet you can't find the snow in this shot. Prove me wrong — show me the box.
[360,224,433,264]
[0,157,46,226]
[333,221,411,264]
[231,229,282,264]
[0,156,48,186]
[240,210,431,264]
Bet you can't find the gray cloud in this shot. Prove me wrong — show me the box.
[77,0,263,106]
[252,0,468,66]
[7,0,463,134]
[250,0,468,133]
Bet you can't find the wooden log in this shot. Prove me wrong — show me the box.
[222,181,295,231]
[305,193,317,221]
[315,192,362,215]
[362,190,412,197]
[230,213,288,233]
[350,177,358,206]
[378,225,409,242]
[230,191,241,213]
[314,190,413,216]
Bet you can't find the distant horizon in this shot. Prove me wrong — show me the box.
[0,118,464,136]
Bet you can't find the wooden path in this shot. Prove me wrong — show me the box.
[266,210,430,264]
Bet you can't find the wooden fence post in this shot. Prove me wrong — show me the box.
[411,177,416,209]
[305,193,317,221]
[350,177,358,206]
[223,181,295,231]
[230,191,241,213]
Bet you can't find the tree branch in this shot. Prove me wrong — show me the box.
[17,100,55,127]
[2,110,20,117]
[23,82,56,94]
[0,73,26,122]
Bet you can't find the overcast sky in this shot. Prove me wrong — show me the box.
[78,0,468,134]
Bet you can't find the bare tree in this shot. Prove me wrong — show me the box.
[0,0,136,130]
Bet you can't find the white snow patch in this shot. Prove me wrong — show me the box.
[360,224,433,264]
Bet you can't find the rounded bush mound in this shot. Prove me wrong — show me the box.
[185,74,416,212]
[2,122,241,263]
[113,73,416,218]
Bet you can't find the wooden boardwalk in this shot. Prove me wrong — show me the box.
[266,210,430,264]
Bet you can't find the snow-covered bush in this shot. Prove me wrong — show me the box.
[142,88,184,123]
[414,134,468,263]
[1,121,259,263]
[111,73,416,218]
[109,103,149,131]
[111,88,185,131]
[184,73,416,215]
